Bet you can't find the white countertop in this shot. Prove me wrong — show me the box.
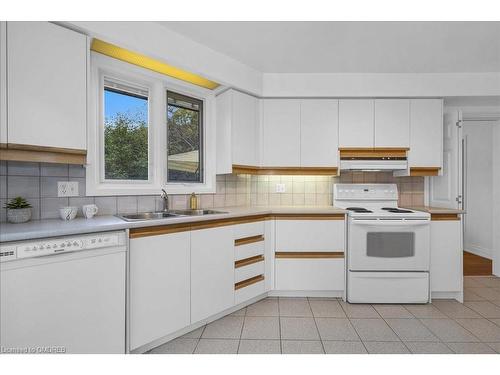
[0,206,347,243]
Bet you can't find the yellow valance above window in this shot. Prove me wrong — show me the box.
[90,38,220,90]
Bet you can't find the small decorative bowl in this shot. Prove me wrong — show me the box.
[7,208,32,224]
[59,206,78,221]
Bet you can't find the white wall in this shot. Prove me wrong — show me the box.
[463,122,494,259]
[493,124,500,276]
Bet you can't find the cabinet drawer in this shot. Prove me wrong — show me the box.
[235,241,265,261]
[235,277,265,305]
[276,220,344,252]
[275,258,344,291]
[233,221,265,239]
[235,258,265,283]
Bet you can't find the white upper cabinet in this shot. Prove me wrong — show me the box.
[7,22,87,150]
[338,99,374,148]
[262,99,301,167]
[300,99,339,167]
[409,99,443,169]
[216,89,260,173]
[374,99,410,148]
[191,226,234,323]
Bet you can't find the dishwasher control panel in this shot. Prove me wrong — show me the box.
[0,232,123,262]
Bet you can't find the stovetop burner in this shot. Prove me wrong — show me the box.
[346,207,373,213]
[384,208,414,213]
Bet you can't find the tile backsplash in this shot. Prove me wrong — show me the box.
[0,161,424,222]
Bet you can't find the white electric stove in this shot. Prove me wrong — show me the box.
[334,184,431,304]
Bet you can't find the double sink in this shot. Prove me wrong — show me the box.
[118,209,228,222]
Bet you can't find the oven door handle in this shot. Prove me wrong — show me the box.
[351,219,430,226]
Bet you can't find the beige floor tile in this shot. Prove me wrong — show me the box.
[195,339,239,354]
[486,342,500,353]
[323,341,367,354]
[238,339,281,354]
[246,298,279,317]
[230,307,246,316]
[280,317,320,340]
[455,318,500,342]
[432,300,482,318]
[464,277,487,288]
[350,319,400,342]
[464,301,500,318]
[315,318,360,341]
[471,277,500,288]
[420,319,480,342]
[405,341,453,354]
[279,297,313,317]
[201,316,244,339]
[373,305,414,319]
[148,338,198,354]
[490,319,500,327]
[385,318,439,342]
[446,342,496,354]
[405,304,448,319]
[241,316,280,339]
[468,287,500,301]
[464,288,487,302]
[181,326,205,339]
[282,340,324,354]
[339,301,380,318]
[364,341,410,354]
[309,299,346,318]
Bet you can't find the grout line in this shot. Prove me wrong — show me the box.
[277,297,283,354]
[308,297,326,354]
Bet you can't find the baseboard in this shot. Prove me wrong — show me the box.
[431,291,463,303]
[464,245,492,260]
[269,290,344,298]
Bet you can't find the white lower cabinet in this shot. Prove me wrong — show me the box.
[191,226,235,323]
[129,232,191,351]
[430,218,463,295]
[275,259,344,291]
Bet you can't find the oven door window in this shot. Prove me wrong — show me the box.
[366,232,415,258]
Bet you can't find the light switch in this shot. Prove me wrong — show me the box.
[58,181,79,197]
[275,183,286,193]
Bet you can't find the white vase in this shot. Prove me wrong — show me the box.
[7,208,32,224]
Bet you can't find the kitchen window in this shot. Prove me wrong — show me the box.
[87,53,216,196]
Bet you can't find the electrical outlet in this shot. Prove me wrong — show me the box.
[275,183,286,193]
[58,181,79,197]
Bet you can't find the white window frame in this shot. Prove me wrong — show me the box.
[87,53,216,196]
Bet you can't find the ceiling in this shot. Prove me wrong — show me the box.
[158,21,500,74]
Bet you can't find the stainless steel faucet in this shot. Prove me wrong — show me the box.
[160,189,169,212]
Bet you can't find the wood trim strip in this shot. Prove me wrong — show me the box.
[235,275,265,290]
[410,167,440,176]
[129,215,269,238]
[232,165,338,176]
[0,148,86,165]
[431,213,460,221]
[7,143,87,155]
[273,214,345,220]
[275,251,344,259]
[234,235,264,246]
[0,143,7,149]
[235,255,265,269]
[339,148,408,158]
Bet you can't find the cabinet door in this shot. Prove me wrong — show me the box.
[431,220,462,293]
[374,99,410,148]
[338,99,374,148]
[232,90,259,166]
[7,22,87,150]
[300,99,339,167]
[262,99,300,166]
[129,232,191,351]
[409,99,443,168]
[191,226,234,323]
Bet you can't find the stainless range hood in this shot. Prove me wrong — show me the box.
[339,148,409,172]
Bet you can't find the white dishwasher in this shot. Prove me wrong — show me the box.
[0,231,127,354]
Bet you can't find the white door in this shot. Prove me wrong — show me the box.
[374,99,410,148]
[129,232,191,350]
[191,226,234,323]
[7,22,87,150]
[262,99,301,166]
[0,22,6,145]
[338,99,374,148]
[300,99,339,167]
[429,109,462,209]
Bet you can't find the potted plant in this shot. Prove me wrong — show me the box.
[5,197,32,224]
